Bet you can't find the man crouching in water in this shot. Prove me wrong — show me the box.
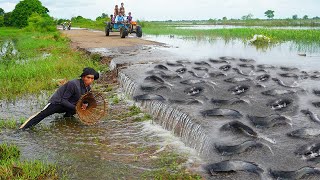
[20,67,99,130]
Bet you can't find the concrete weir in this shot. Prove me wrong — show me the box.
[97,44,320,179]
[119,71,211,156]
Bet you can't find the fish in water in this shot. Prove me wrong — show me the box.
[256,74,270,82]
[209,58,230,64]
[201,108,243,118]
[228,85,250,95]
[278,73,299,79]
[188,71,210,78]
[247,114,292,129]
[211,97,249,106]
[301,109,320,124]
[232,67,252,76]
[214,140,264,156]
[224,77,252,83]
[239,58,255,63]
[140,84,171,92]
[194,61,211,67]
[238,63,255,69]
[256,69,268,73]
[261,89,295,96]
[312,102,320,108]
[169,98,203,105]
[133,94,165,101]
[144,75,165,84]
[175,67,187,74]
[272,78,298,88]
[287,128,320,139]
[219,64,232,71]
[181,79,216,90]
[154,64,169,71]
[267,98,292,110]
[176,60,191,64]
[220,120,257,137]
[280,66,299,71]
[257,64,275,69]
[166,61,184,66]
[209,72,227,78]
[313,89,320,96]
[310,74,320,79]
[269,166,320,179]
[160,73,182,80]
[220,56,236,61]
[184,86,204,96]
[180,79,206,85]
[295,142,320,161]
[205,160,264,176]
[193,66,209,71]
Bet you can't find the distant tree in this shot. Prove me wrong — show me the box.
[313,16,320,20]
[264,10,275,19]
[3,12,13,26]
[0,8,4,16]
[0,16,4,27]
[11,0,49,28]
[96,13,108,21]
[292,14,298,20]
[222,17,227,21]
[303,15,308,20]
[241,13,254,20]
[208,18,215,24]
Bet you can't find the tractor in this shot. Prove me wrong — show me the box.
[105,20,142,38]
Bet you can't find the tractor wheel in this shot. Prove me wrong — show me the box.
[120,28,128,38]
[136,26,142,37]
[105,22,111,36]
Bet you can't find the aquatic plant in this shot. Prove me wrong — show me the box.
[141,151,202,179]
[0,118,17,129]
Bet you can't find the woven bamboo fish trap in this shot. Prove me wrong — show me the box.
[76,91,107,125]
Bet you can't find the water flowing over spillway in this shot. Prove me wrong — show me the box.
[117,55,320,179]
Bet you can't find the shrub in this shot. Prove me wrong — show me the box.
[24,12,56,32]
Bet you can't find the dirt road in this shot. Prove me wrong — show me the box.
[61,29,159,49]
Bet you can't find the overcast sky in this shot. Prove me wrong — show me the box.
[1,0,319,21]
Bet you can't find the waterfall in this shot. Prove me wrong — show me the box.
[118,71,212,157]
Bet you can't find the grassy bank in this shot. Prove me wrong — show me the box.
[0,27,104,100]
[142,22,320,43]
[147,19,320,27]
[0,143,63,179]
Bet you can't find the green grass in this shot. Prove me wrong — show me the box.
[142,23,320,43]
[142,152,202,179]
[0,118,19,129]
[0,27,105,100]
[0,143,62,179]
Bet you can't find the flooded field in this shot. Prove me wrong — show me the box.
[144,34,320,71]
[0,88,203,179]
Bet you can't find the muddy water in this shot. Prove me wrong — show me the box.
[0,89,203,179]
[143,35,320,71]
